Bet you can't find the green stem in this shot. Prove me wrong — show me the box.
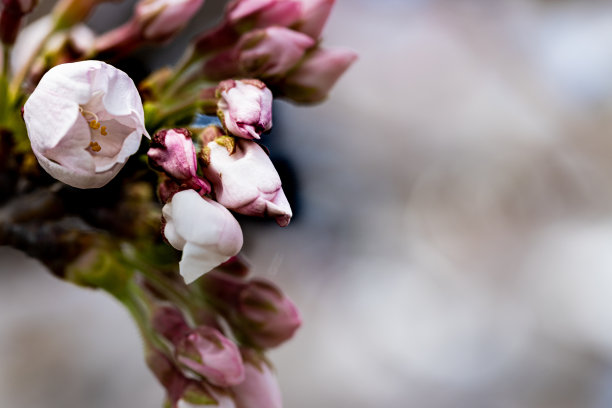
[138,267,193,312]
[119,247,194,312]
[0,44,9,123]
[114,281,171,354]
[164,46,199,93]
[147,97,201,131]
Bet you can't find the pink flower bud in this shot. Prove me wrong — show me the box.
[23,60,149,188]
[148,349,236,408]
[148,129,210,195]
[158,176,182,203]
[202,135,292,227]
[279,47,357,103]
[146,349,186,403]
[292,0,334,39]
[162,189,243,284]
[152,306,191,343]
[199,272,301,348]
[227,0,302,30]
[238,280,301,348]
[203,27,314,80]
[96,0,204,56]
[194,0,336,53]
[216,79,273,140]
[175,326,245,387]
[238,27,315,77]
[232,356,282,408]
[135,0,205,41]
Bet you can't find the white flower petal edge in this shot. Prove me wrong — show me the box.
[23,60,149,188]
[162,190,244,284]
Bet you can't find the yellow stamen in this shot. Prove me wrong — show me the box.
[80,107,110,139]
[89,141,101,152]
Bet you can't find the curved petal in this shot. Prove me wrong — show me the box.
[23,88,83,152]
[33,149,124,189]
[24,60,148,188]
[180,243,233,284]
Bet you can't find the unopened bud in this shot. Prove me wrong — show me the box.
[292,0,335,39]
[135,0,205,42]
[232,351,282,408]
[216,79,273,140]
[175,326,245,387]
[202,135,292,227]
[203,27,314,80]
[200,272,301,348]
[277,47,357,103]
[148,128,210,195]
[238,280,301,348]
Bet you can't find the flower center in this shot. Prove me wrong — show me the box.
[79,107,109,153]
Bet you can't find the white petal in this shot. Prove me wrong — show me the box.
[33,149,124,189]
[170,190,241,247]
[180,243,232,284]
[23,60,148,188]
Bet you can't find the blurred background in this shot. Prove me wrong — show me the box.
[4,0,612,407]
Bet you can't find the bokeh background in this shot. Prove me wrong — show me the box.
[4,0,612,407]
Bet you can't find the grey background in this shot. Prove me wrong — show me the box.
[5,0,612,407]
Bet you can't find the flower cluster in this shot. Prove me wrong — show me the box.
[0,0,354,406]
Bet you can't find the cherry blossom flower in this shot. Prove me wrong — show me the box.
[162,189,243,284]
[278,47,357,103]
[152,306,245,387]
[203,27,314,80]
[23,60,149,188]
[201,130,292,227]
[233,356,282,408]
[175,326,245,386]
[135,0,205,41]
[216,79,273,140]
[292,0,335,39]
[148,128,210,195]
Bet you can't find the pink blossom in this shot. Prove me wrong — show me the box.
[162,189,243,284]
[227,0,302,29]
[147,349,237,408]
[202,135,292,227]
[135,0,205,41]
[232,357,282,408]
[23,60,149,188]
[237,27,314,77]
[238,280,301,348]
[217,79,273,140]
[279,47,357,103]
[175,326,245,387]
[203,27,314,80]
[96,0,204,55]
[151,306,191,343]
[152,305,243,387]
[148,128,210,195]
[199,272,301,348]
[292,0,334,39]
